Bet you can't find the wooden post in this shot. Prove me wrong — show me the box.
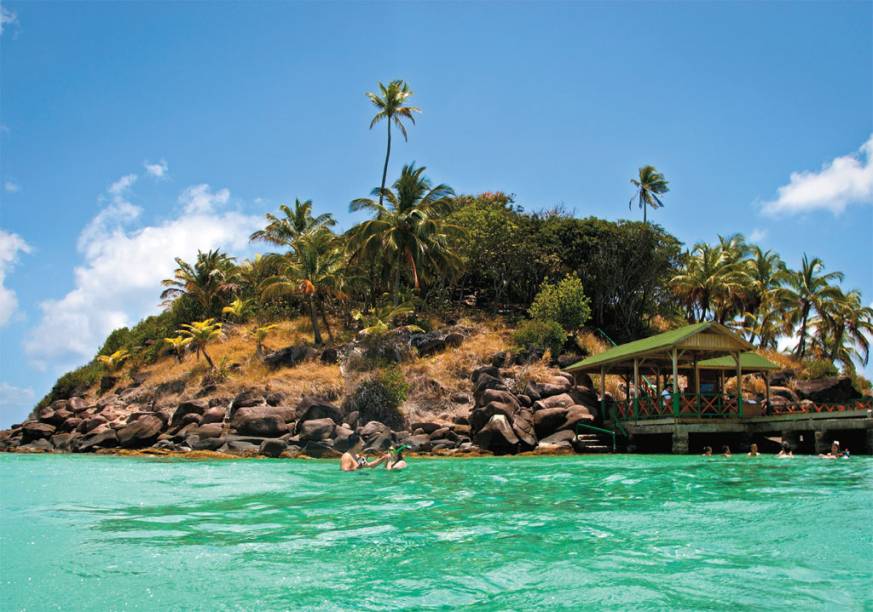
[656,367,662,413]
[735,352,743,418]
[633,358,640,420]
[672,348,679,417]
[694,355,700,416]
[764,371,771,416]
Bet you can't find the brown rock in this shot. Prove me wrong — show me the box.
[533,393,575,412]
[533,407,569,438]
[117,415,164,448]
[231,407,288,437]
[475,414,519,454]
[511,408,537,448]
[23,421,56,441]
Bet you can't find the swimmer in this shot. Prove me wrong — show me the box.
[340,434,389,471]
[819,440,842,459]
[776,442,793,458]
[386,444,409,470]
[722,445,732,458]
[702,446,713,457]
[747,443,759,457]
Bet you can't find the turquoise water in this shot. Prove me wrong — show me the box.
[1,454,871,611]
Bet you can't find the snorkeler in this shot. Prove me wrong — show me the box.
[340,434,390,471]
[386,444,409,470]
[776,442,793,458]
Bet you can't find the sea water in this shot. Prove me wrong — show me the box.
[1,454,871,610]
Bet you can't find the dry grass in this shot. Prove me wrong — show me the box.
[575,331,608,356]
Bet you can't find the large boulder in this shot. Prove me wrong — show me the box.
[50,432,81,452]
[78,416,108,434]
[479,389,520,411]
[296,397,343,427]
[794,377,861,403]
[259,438,287,458]
[301,440,337,458]
[263,344,317,369]
[473,373,509,404]
[444,333,464,348]
[298,418,336,442]
[537,376,573,398]
[410,422,442,435]
[511,408,537,448]
[61,417,83,432]
[469,401,515,433]
[117,415,164,448]
[189,423,225,439]
[404,433,433,452]
[231,407,288,437]
[471,364,498,384]
[475,414,519,454]
[333,425,356,452]
[360,420,393,451]
[568,386,599,409]
[78,428,119,451]
[410,332,446,357]
[201,407,227,425]
[538,429,576,445]
[171,399,209,426]
[533,393,575,412]
[558,405,595,430]
[533,407,569,438]
[68,397,89,413]
[22,422,56,441]
[231,388,265,411]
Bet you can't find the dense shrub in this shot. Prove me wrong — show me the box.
[513,319,567,356]
[343,368,408,429]
[529,273,591,332]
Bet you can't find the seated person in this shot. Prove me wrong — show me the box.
[386,444,409,470]
[340,434,389,471]
[776,442,793,457]
[747,443,759,457]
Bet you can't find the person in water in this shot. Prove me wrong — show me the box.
[722,445,732,458]
[702,446,713,457]
[385,444,409,470]
[777,442,793,458]
[340,434,389,471]
[747,443,759,457]
[820,440,848,459]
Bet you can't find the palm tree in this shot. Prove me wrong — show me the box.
[252,324,278,357]
[671,242,748,322]
[249,200,335,251]
[629,165,669,224]
[177,319,223,368]
[784,254,844,360]
[812,288,873,371]
[160,250,238,316]
[261,232,344,345]
[366,80,421,206]
[349,163,459,304]
[222,297,249,321]
[97,349,129,371]
[742,246,789,348]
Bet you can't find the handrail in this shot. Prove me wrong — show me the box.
[575,422,617,452]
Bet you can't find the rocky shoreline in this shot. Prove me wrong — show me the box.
[0,352,607,459]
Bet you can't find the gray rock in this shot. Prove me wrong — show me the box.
[117,415,164,448]
[171,399,209,426]
[475,414,519,454]
[298,418,335,441]
[78,429,119,451]
[259,439,287,458]
[533,407,569,438]
[231,407,288,437]
[201,407,227,424]
[295,397,343,427]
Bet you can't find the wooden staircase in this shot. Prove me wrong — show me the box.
[573,432,611,453]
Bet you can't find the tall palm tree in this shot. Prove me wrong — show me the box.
[366,80,421,206]
[812,288,873,371]
[249,199,335,251]
[784,254,844,360]
[260,232,344,345]
[742,246,789,347]
[349,163,460,304]
[670,242,748,323]
[629,165,669,224]
[160,250,238,316]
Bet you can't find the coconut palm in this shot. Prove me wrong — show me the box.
[261,232,344,345]
[160,250,238,316]
[349,163,460,304]
[812,288,873,370]
[366,80,421,206]
[742,246,789,347]
[783,254,844,360]
[671,242,748,323]
[249,200,335,251]
[177,319,223,368]
[97,349,129,371]
[251,324,278,357]
[629,165,669,224]
[222,297,249,321]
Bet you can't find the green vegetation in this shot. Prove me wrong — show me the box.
[97,349,129,371]
[35,77,872,410]
[343,368,409,430]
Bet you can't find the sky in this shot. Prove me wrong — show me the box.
[0,1,871,427]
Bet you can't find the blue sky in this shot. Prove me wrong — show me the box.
[0,1,871,427]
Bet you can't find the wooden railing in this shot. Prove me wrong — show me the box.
[768,398,873,415]
[613,395,873,421]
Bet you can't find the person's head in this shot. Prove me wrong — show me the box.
[750,443,758,454]
[665,383,673,391]
[703,446,712,456]
[347,433,362,453]
[831,440,840,454]
[722,445,731,454]
[781,441,791,453]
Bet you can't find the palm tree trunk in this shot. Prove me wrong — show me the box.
[405,248,420,290]
[796,304,810,359]
[392,254,402,305]
[318,298,334,342]
[202,347,215,369]
[643,201,647,225]
[308,297,323,345]
[379,119,392,206]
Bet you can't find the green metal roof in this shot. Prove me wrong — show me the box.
[697,352,780,370]
[566,322,712,371]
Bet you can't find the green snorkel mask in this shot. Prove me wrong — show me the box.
[391,444,410,456]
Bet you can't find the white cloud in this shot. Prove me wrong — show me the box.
[0,229,31,327]
[179,183,230,214]
[24,176,260,370]
[762,134,873,216]
[108,173,137,195]
[749,228,767,243]
[3,180,19,193]
[0,5,17,36]
[0,382,34,418]
[144,159,168,178]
